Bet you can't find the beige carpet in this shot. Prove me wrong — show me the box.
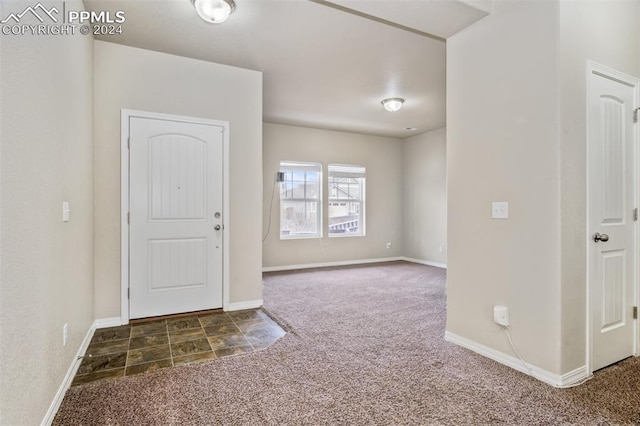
[54,261,640,425]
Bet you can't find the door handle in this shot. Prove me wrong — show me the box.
[593,232,609,242]
[214,225,221,231]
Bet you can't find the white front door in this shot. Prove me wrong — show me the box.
[129,116,224,319]
[588,64,638,371]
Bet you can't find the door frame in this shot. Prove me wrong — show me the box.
[585,61,640,375]
[120,109,230,325]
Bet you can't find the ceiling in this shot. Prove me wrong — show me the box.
[85,0,490,138]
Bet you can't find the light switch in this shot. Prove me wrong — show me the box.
[62,201,70,222]
[492,201,508,219]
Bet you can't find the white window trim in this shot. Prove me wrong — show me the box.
[328,164,366,238]
[279,161,323,240]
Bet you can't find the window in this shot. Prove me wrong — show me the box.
[279,162,322,239]
[328,164,365,237]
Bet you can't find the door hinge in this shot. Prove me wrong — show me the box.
[634,208,638,221]
[633,306,637,320]
[634,108,640,123]
[127,137,130,149]
[127,212,130,224]
[127,288,130,300]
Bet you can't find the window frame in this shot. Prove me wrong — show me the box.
[327,164,366,238]
[278,161,323,240]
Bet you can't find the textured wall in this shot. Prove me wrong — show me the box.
[447,0,640,377]
[557,0,639,373]
[447,0,562,374]
[0,0,94,423]
[262,123,404,267]
[403,127,447,265]
[93,41,263,318]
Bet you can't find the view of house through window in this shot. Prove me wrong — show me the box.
[279,162,322,239]
[328,164,365,237]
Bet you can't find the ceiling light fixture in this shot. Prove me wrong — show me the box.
[192,0,236,24]
[381,98,405,112]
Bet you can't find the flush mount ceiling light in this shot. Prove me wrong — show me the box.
[192,0,236,24]
[381,98,405,112]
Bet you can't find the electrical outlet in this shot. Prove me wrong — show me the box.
[63,323,68,346]
[386,242,392,249]
[494,305,510,326]
[492,201,509,219]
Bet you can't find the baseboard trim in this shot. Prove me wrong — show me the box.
[262,257,404,272]
[560,365,590,386]
[225,299,263,312]
[444,331,589,387]
[41,320,97,426]
[401,257,447,269]
[95,317,122,329]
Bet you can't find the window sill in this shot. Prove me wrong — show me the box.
[328,233,365,238]
[280,234,323,241]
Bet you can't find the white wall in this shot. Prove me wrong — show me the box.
[262,123,403,268]
[94,41,263,317]
[447,0,639,378]
[557,0,639,372]
[0,1,94,423]
[447,0,562,374]
[403,127,447,265]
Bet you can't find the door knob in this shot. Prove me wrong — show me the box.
[593,232,609,242]
[214,225,221,231]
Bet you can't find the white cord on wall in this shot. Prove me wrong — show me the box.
[262,177,278,243]
[501,325,593,389]
[502,326,533,375]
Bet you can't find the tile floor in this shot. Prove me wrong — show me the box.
[72,309,286,386]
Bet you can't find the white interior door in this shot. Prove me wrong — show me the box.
[129,117,224,319]
[588,65,638,371]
